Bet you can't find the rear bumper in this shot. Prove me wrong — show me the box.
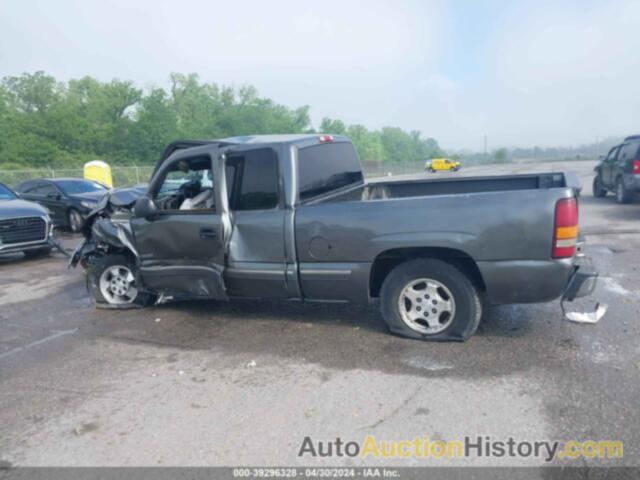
[622,174,640,192]
[562,268,598,301]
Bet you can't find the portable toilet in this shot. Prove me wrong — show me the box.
[84,160,113,188]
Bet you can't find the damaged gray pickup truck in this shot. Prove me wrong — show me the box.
[70,134,601,341]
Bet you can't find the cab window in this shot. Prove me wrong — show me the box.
[153,156,215,212]
[228,148,279,211]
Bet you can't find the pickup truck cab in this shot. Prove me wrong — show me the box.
[71,134,599,341]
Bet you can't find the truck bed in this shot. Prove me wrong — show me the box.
[318,172,579,203]
[295,171,581,305]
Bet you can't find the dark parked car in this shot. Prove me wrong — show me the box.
[70,135,601,342]
[0,182,53,257]
[593,135,640,203]
[14,178,108,232]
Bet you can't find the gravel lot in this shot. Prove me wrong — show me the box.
[1,160,639,468]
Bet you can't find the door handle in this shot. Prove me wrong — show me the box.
[200,228,217,240]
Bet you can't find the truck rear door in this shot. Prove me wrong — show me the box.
[223,145,290,299]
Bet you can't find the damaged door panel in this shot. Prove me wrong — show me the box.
[131,144,229,300]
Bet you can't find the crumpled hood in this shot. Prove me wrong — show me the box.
[0,199,49,219]
[80,185,146,238]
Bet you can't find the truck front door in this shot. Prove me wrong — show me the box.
[131,145,230,300]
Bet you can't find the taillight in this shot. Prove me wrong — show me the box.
[633,160,640,175]
[552,198,578,258]
[318,135,334,143]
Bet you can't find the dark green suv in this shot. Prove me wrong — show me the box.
[593,135,640,203]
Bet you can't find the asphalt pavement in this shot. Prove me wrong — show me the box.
[1,160,639,468]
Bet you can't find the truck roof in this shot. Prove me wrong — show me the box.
[219,134,350,145]
[157,134,351,167]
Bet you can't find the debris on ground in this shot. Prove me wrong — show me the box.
[564,303,608,324]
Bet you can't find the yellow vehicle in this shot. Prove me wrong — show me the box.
[425,157,461,172]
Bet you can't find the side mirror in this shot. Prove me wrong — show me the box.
[133,197,159,220]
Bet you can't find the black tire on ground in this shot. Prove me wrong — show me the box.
[23,247,52,258]
[379,258,482,342]
[592,175,607,198]
[428,167,435,173]
[615,177,632,204]
[87,253,155,308]
[68,208,84,233]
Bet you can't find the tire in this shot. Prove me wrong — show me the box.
[23,247,52,258]
[428,167,435,173]
[592,175,607,198]
[87,254,154,307]
[380,258,482,342]
[68,208,84,233]
[615,177,632,204]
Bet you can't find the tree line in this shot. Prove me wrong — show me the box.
[0,72,444,169]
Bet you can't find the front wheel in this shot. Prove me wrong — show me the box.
[592,175,607,198]
[88,254,154,307]
[380,258,482,341]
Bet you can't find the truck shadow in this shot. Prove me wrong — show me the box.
[88,296,575,380]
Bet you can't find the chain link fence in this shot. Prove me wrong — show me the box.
[0,166,156,188]
[0,161,427,188]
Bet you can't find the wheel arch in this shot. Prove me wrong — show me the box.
[369,247,486,299]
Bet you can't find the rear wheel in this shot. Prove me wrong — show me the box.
[615,178,632,204]
[592,175,607,198]
[380,258,482,341]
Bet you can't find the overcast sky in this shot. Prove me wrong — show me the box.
[1,0,639,150]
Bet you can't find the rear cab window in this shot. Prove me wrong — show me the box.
[297,142,364,202]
